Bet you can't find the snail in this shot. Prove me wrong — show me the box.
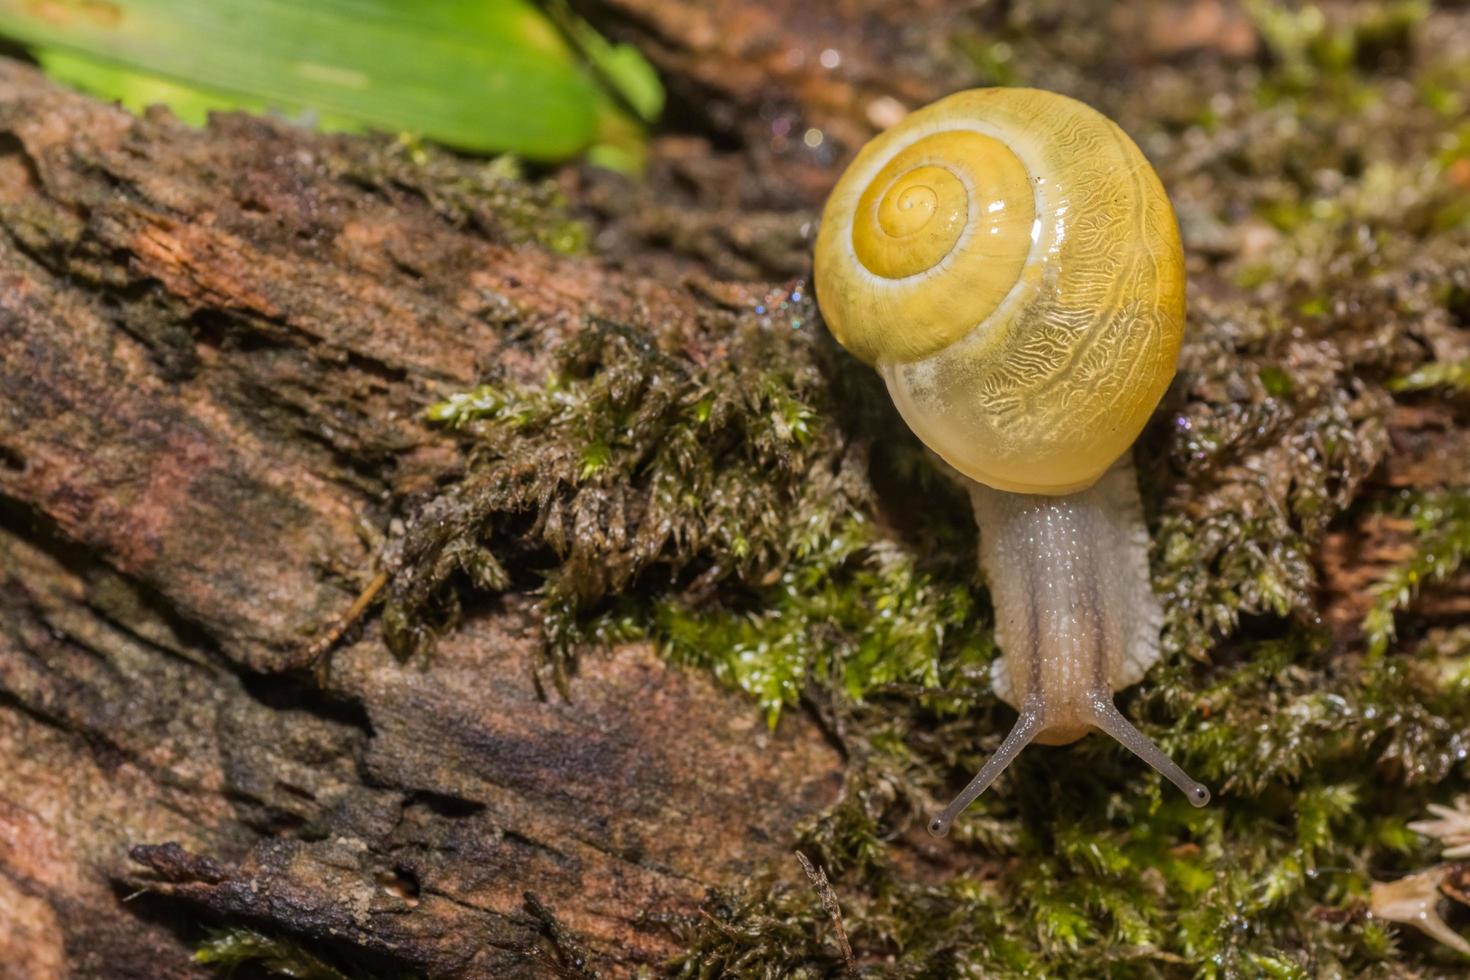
[813,88,1208,836]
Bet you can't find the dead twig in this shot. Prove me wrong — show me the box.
[795,851,855,975]
[299,569,389,680]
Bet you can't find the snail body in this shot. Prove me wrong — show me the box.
[813,88,1207,834]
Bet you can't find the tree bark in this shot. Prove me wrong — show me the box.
[0,59,843,978]
[5,1,1469,975]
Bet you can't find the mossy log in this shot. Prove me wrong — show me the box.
[4,0,1470,976]
[0,59,846,978]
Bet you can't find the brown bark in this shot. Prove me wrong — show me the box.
[5,1,1461,974]
[0,59,842,978]
[576,0,975,168]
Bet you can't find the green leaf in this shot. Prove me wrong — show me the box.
[34,47,358,130]
[542,0,664,122]
[0,0,658,161]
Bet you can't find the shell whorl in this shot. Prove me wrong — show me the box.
[813,88,1185,495]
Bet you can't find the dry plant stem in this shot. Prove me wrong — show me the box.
[303,568,390,676]
[795,851,854,974]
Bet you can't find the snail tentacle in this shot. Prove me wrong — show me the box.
[941,455,1208,820]
[928,697,1045,838]
[1087,695,1210,807]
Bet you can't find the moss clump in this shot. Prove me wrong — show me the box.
[195,929,356,979]
[1363,491,1470,657]
[670,633,1469,976]
[339,143,588,254]
[390,308,829,655]
[656,520,993,724]
[381,0,1470,974]
[386,295,992,709]
[1152,332,1392,660]
[1389,359,1470,394]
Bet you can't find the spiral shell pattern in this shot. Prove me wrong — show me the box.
[814,88,1185,495]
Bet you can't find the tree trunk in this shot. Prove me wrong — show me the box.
[0,51,851,977]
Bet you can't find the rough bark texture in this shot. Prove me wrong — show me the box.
[0,59,844,978]
[4,0,1470,976]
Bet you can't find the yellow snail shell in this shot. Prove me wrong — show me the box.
[813,87,1185,495]
[815,89,1208,832]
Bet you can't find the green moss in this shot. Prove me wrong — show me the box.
[657,518,992,724]
[195,929,355,979]
[1247,0,1427,101]
[1153,366,1389,660]
[392,299,1002,713]
[1364,491,1470,656]
[1388,359,1470,394]
[379,0,1470,973]
[955,36,1022,88]
[339,146,588,253]
[669,629,1470,974]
